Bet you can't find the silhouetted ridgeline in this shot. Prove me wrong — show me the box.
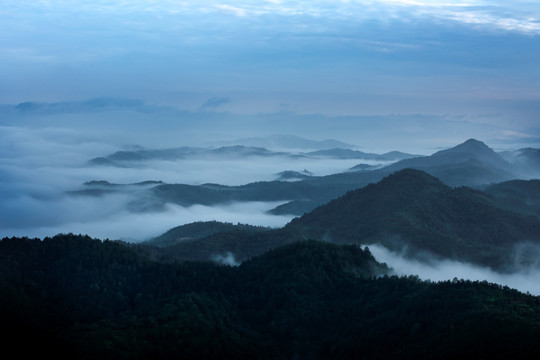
[1,234,540,359]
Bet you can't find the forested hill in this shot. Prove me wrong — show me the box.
[1,234,540,359]
[289,168,540,270]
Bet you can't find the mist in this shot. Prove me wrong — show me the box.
[1,197,292,242]
[369,244,540,296]
[2,123,365,241]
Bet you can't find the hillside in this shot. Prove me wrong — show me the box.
[381,139,515,186]
[289,168,540,270]
[485,179,540,216]
[1,234,540,359]
[148,221,271,248]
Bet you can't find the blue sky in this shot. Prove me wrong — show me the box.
[1,1,540,147]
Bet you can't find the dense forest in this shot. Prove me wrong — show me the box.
[1,234,540,359]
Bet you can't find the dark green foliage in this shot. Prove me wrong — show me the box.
[147,221,271,247]
[148,226,304,263]
[290,169,540,270]
[1,234,540,359]
[485,179,540,216]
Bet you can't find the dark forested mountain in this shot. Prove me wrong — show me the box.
[484,179,540,216]
[289,168,540,270]
[143,168,540,271]
[148,221,271,248]
[1,234,539,359]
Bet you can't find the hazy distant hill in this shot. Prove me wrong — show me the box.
[307,148,420,161]
[89,142,418,167]
[272,139,526,214]
[12,97,148,114]
[88,145,301,166]
[289,168,540,270]
[226,134,355,150]
[275,170,314,181]
[380,138,515,186]
[76,139,538,216]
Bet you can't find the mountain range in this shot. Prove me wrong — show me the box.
[75,139,540,216]
[144,168,540,272]
[87,143,418,168]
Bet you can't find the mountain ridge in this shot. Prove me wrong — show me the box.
[290,168,540,270]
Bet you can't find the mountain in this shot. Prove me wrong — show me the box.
[273,139,525,214]
[289,168,540,270]
[484,179,540,216]
[2,234,540,359]
[12,97,148,115]
[227,134,355,150]
[380,138,515,186]
[348,163,379,171]
[146,168,540,270]
[76,139,536,217]
[148,221,271,248]
[275,170,314,181]
[88,145,301,166]
[306,148,420,161]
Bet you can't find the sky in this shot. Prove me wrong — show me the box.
[1,1,540,141]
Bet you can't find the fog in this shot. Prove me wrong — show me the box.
[1,198,292,242]
[1,124,365,241]
[369,244,540,296]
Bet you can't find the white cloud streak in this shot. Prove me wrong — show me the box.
[369,244,540,296]
[3,0,539,34]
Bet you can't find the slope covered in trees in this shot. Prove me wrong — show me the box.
[145,169,540,270]
[1,234,540,359]
[289,168,540,270]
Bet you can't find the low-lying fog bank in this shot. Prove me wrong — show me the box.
[369,244,540,296]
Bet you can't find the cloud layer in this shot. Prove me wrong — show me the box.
[369,244,540,296]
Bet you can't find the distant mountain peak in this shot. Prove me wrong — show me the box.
[455,138,490,151]
[435,138,493,155]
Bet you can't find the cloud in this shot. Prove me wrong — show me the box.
[199,97,232,111]
[215,4,248,17]
[211,252,240,266]
[0,199,293,242]
[368,243,540,296]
